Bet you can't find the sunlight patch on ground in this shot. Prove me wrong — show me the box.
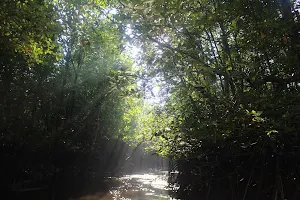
[75,171,178,200]
[116,172,174,199]
[120,172,169,190]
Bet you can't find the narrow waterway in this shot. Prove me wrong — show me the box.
[74,171,178,200]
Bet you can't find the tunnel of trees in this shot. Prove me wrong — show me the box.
[1,0,300,199]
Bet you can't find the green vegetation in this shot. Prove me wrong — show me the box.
[0,0,138,196]
[1,0,300,199]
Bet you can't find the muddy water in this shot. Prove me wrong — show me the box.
[74,171,178,200]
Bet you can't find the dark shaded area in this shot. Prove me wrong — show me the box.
[170,140,300,200]
[1,138,168,199]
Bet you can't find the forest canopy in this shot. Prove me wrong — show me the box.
[1,0,300,199]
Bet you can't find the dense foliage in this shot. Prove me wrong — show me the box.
[0,0,139,196]
[117,0,300,199]
[1,0,300,199]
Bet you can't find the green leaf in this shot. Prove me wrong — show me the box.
[227,66,232,71]
[266,130,278,136]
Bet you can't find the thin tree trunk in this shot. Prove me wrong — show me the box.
[256,153,266,199]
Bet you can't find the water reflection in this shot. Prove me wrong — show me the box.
[76,171,178,200]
